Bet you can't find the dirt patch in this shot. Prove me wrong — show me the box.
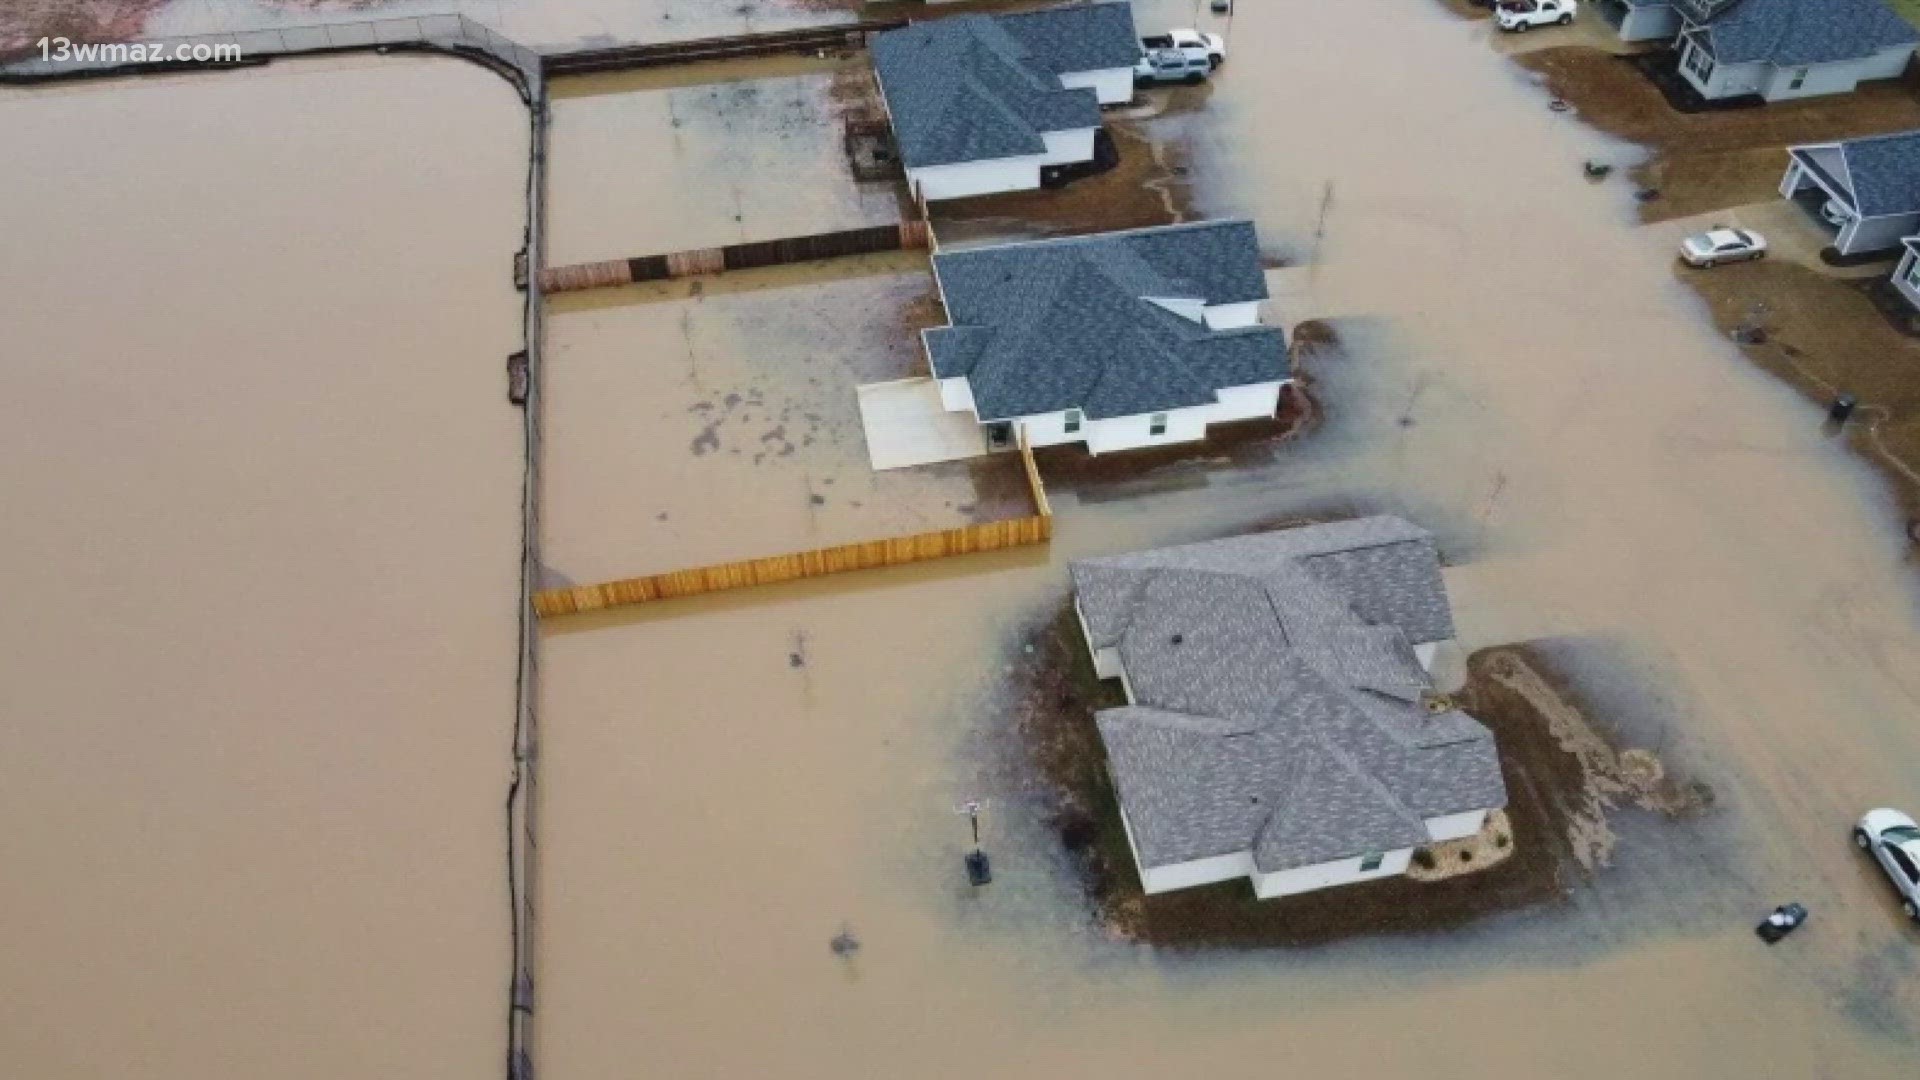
[1677,258,1920,525]
[1514,47,1920,221]
[1012,610,1705,946]
[1432,0,1494,19]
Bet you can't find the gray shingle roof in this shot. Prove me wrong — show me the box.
[1831,128,1920,217]
[870,3,1137,169]
[1073,518,1506,872]
[926,222,1284,421]
[1688,0,1917,66]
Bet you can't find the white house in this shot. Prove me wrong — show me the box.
[1670,0,1917,104]
[1891,236,1920,312]
[869,3,1139,202]
[922,220,1287,456]
[1069,517,1509,901]
[1780,129,1920,257]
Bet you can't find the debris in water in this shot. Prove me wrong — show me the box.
[1635,188,1663,203]
[1548,98,1571,112]
[809,494,826,506]
[1755,903,1808,944]
[829,925,860,957]
[1582,160,1612,180]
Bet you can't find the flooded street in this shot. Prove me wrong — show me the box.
[539,2,1920,1079]
[0,56,526,1078]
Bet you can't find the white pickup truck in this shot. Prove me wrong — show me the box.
[1139,28,1225,69]
[1494,0,1577,31]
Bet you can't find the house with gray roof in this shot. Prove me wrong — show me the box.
[1779,128,1920,256]
[1669,0,1917,103]
[924,220,1287,455]
[870,3,1139,202]
[1069,517,1508,900]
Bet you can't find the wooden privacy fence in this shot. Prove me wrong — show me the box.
[533,514,1049,616]
[534,432,1052,618]
[538,220,930,293]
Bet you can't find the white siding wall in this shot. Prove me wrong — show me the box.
[1203,300,1262,329]
[1414,641,1440,671]
[1762,45,1914,102]
[1425,808,1489,843]
[1137,843,1258,895]
[1840,211,1920,256]
[1146,296,1207,322]
[1894,247,1920,311]
[1251,848,1415,899]
[1008,381,1284,455]
[908,156,1043,202]
[938,377,975,413]
[1040,127,1098,165]
[1617,2,1682,42]
[1058,66,1137,106]
[1778,158,1806,200]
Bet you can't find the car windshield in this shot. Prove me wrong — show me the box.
[1884,825,1920,842]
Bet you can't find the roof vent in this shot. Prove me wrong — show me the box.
[1170,633,1184,645]
[1422,692,1453,714]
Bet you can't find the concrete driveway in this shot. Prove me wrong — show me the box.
[855,377,988,471]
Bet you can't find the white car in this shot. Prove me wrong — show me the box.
[1820,199,1851,227]
[1140,28,1225,69]
[1495,0,1577,31]
[1134,48,1212,86]
[1679,227,1767,267]
[1854,808,1920,923]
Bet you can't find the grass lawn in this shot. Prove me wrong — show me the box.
[1890,0,1920,33]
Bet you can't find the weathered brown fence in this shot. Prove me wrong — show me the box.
[537,221,930,293]
[535,431,1052,618]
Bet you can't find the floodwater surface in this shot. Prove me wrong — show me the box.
[0,55,526,1079]
[538,1,1920,1079]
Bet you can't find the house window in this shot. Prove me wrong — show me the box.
[1683,41,1715,84]
[1359,852,1384,872]
[1904,256,1920,292]
[1789,67,1809,90]
[1063,408,1082,434]
[1149,413,1168,436]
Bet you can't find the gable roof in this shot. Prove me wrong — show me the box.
[1831,129,1920,217]
[1686,0,1917,66]
[925,221,1285,421]
[1074,518,1507,872]
[870,4,1137,169]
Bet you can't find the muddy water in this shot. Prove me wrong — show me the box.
[538,1,1920,1077]
[0,56,526,1079]
[546,60,900,265]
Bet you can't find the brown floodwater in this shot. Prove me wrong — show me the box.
[0,55,526,1078]
[536,1,1920,1078]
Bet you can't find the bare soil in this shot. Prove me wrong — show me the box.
[1678,258,1920,526]
[1013,609,1707,947]
[1512,47,1920,221]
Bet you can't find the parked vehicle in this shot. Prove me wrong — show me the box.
[1679,227,1767,267]
[1495,0,1577,31]
[1135,48,1212,86]
[1854,808,1920,923]
[1820,199,1851,227]
[1140,28,1225,68]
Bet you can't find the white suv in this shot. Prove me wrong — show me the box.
[1854,808,1920,923]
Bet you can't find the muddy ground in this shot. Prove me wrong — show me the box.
[1010,596,1710,948]
[1680,258,1920,528]
[1512,47,1920,222]
[0,0,163,58]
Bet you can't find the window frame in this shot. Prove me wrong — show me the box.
[1788,67,1809,91]
[1063,408,1083,434]
[1683,40,1715,84]
[1148,412,1169,436]
[1359,851,1385,872]
[1903,256,1920,292]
